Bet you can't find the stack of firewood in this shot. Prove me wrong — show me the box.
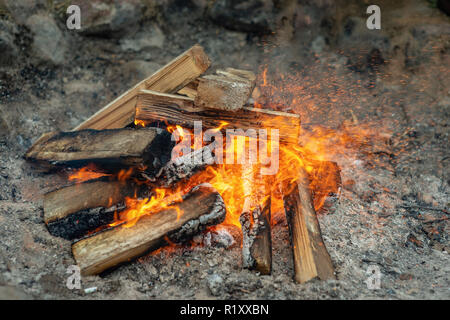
[25,45,338,283]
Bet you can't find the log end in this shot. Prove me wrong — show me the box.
[195,74,254,111]
[190,44,212,73]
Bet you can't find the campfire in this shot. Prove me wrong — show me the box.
[25,45,342,284]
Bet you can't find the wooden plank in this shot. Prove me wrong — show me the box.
[25,127,174,173]
[282,168,335,283]
[72,184,226,275]
[73,45,211,130]
[135,90,300,144]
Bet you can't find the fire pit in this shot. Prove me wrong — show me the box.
[25,45,342,283]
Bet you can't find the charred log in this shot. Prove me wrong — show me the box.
[44,178,142,240]
[72,184,225,276]
[25,127,174,174]
[240,165,272,274]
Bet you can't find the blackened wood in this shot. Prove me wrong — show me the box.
[25,127,174,173]
[153,143,216,187]
[44,178,140,240]
[47,203,125,240]
[240,165,272,274]
[72,184,225,276]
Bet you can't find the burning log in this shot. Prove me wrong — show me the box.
[44,142,218,240]
[309,160,342,214]
[73,45,211,130]
[25,127,174,173]
[135,90,300,144]
[240,165,272,274]
[44,178,140,240]
[72,184,225,276]
[154,143,216,187]
[194,68,256,111]
[282,168,335,283]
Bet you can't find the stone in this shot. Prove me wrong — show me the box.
[26,14,67,65]
[120,25,165,51]
[337,16,389,72]
[399,273,413,281]
[208,0,275,34]
[311,36,326,54]
[3,0,46,24]
[64,81,104,95]
[76,0,143,37]
[417,192,433,205]
[106,60,161,89]
[209,226,238,249]
[0,113,11,140]
[412,24,450,40]
[206,274,223,296]
[0,20,17,67]
[194,225,241,249]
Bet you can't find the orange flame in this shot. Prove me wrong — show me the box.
[110,188,184,228]
[103,68,386,232]
[68,164,110,183]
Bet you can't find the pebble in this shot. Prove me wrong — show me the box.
[206,274,223,296]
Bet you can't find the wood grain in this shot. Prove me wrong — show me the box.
[25,127,174,172]
[73,45,210,130]
[282,168,335,283]
[135,90,300,144]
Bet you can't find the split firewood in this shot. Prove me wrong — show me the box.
[72,184,226,276]
[44,178,141,240]
[177,79,199,99]
[194,68,256,111]
[135,90,300,144]
[25,127,174,173]
[45,143,220,240]
[153,143,217,187]
[282,167,335,283]
[73,45,211,130]
[217,68,257,82]
[240,165,272,274]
